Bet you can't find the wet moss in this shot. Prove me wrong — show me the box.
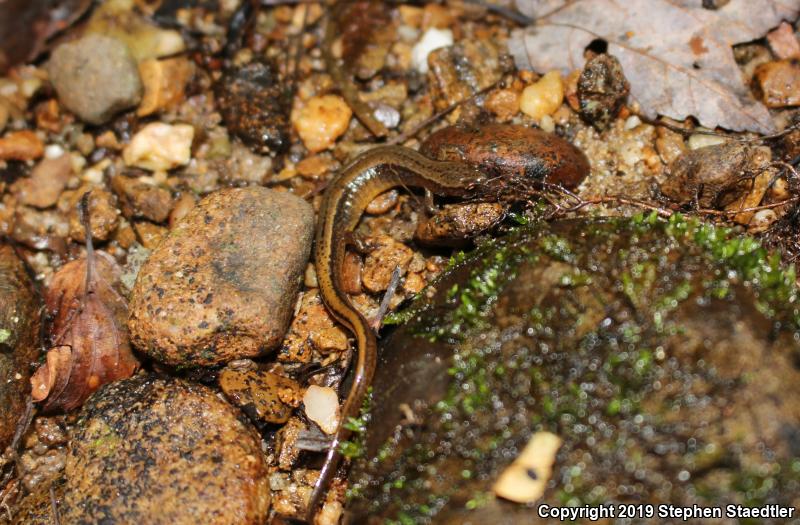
[349,216,800,523]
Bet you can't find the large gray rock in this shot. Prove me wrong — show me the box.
[0,245,39,450]
[47,34,142,125]
[62,374,270,525]
[350,217,800,523]
[128,187,314,367]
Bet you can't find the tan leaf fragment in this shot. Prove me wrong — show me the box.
[31,194,139,412]
[508,0,800,133]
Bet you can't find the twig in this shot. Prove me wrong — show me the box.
[9,397,34,454]
[462,0,534,25]
[371,265,403,332]
[50,484,61,525]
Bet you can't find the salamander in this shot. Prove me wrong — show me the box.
[307,146,487,520]
[307,126,590,521]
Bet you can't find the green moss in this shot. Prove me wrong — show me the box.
[339,387,372,460]
[0,328,10,344]
[352,214,800,521]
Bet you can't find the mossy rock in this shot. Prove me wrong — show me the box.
[347,215,800,524]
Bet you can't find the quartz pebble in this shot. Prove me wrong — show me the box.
[520,71,564,121]
[303,385,340,435]
[411,28,453,74]
[137,57,194,117]
[123,122,194,171]
[292,95,352,153]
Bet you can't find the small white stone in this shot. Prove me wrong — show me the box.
[44,144,65,159]
[688,132,726,150]
[303,385,340,435]
[123,122,194,171]
[520,71,563,120]
[539,114,555,133]
[411,28,453,74]
[397,25,420,43]
[624,115,642,130]
[81,158,111,184]
[748,209,778,233]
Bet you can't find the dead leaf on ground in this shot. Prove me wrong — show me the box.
[0,0,92,73]
[508,0,800,133]
[30,193,138,412]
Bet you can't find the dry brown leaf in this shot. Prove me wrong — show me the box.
[30,193,138,412]
[508,0,800,133]
[0,0,92,73]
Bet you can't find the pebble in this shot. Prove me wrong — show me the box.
[220,367,300,424]
[215,142,273,185]
[655,127,687,165]
[128,187,314,367]
[133,221,167,249]
[61,374,270,525]
[415,202,505,246]
[411,28,454,74]
[577,54,630,130]
[427,41,501,121]
[748,209,778,233]
[292,95,352,153]
[123,122,194,171]
[421,3,454,30]
[485,88,521,122]
[303,385,340,435]
[520,71,564,121]
[111,175,173,223]
[168,193,196,229]
[10,206,69,252]
[687,133,727,150]
[0,130,44,161]
[137,57,194,117]
[85,1,185,61]
[215,58,290,154]
[341,251,363,295]
[47,34,142,125]
[399,5,423,27]
[421,123,590,190]
[280,291,349,364]
[275,417,306,470]
[365,189,399,215]
[63,186,120,243]
[296,154,337,180]
[362,235,414,293]
[754,60,800,108]
[13,154,72,208]
[660,143,770,208]
[0,245,40,450]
